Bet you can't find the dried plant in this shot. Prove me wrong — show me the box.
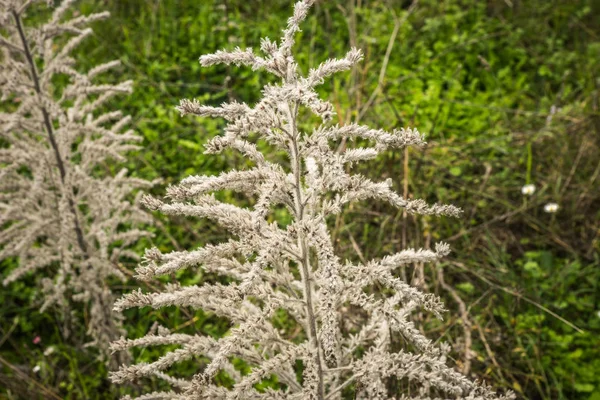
[0,0,152,361]
[111,1,515,398]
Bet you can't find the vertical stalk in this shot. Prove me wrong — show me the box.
[11,9,122,361]
[287,101,325,399]
[401,145,409,282]
[12,10,89,255]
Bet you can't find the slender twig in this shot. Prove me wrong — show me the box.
[347,230,366,264]
[449,261,584,333]
[474,322,505,381]
[559,138,585,197]
[0,36,24,53]
[12,10,89,256]
[287,100,325,400]
[358,0,418,121]
[325,373,358,399]
[438,266,473,375]
[0,355,62,400]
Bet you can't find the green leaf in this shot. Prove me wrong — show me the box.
[178,139,201,151]
[449,166,462,176]
[574,383,595,393]
[456,282,475,294]
[538,65,552,77]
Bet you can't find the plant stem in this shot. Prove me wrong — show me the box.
[12,10,89,256]
[288,101,325,399]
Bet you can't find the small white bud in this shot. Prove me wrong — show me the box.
[521,184,535,196]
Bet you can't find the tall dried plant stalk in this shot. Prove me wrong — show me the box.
[0,0,152,362]
[111,1,514,398]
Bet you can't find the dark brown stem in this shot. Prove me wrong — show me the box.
[12,10,89,255]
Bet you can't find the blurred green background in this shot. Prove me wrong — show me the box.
[1,0,599,399]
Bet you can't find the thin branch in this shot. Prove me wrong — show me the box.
[325,373,358,399]
[0,36,24,53]
[438,265,472,375]
[287,100,325,400]
[12,10,89,255]
[449,261,584,334]
[0,355,62,400]
[358,0,418,121]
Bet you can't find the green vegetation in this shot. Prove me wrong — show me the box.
[1,0,598,399]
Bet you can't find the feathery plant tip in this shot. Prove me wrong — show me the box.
[111,1,513,399]
[0,0,152,363]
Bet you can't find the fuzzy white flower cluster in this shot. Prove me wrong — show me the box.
[521,184,535,196]
[111,1,514,399]
[0,0,152,362]
[544,203,559,213]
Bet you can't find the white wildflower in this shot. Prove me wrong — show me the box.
[32,365,41,374]
[43,346,55,356]
[544,203,559,213]
[521,184,536,196]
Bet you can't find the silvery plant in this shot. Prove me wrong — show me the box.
[0,0,152,361]
[111,1,514,399]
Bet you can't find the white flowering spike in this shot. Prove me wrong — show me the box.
[544,203,559,213]
[521,184,536,196]
[0,0,152,363]
[111,1,514,399]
